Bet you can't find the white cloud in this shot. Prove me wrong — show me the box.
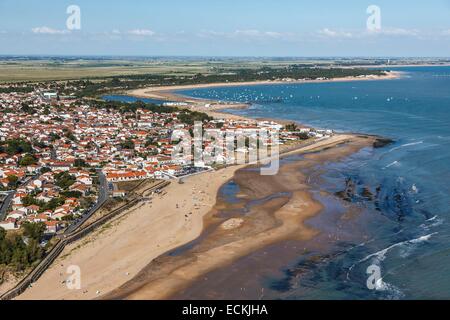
[128,29,155,36]
[265,31,286,38]
[31,26,69,35]
[197,30,226,38]
[318,28,353,38]
[371,28,420,37]
[317,27,425,40]
[441,29,450,36]
[197,29,293,40]
[234,29,261,37]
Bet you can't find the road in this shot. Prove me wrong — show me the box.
[0,191,14,221]
[63,170,109,234]
[0,171,45,222]
[50,147,57,160]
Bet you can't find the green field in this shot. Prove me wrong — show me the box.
[0,57,373,83]
[1,57,447,83]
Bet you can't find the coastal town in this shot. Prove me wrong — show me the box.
[0,84,331,241]
[1,0,449,308]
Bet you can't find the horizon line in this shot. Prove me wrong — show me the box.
[1,54,450,59]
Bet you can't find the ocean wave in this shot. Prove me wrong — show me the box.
[358,233,437,265]
[383,161,400,169]
[345,230,405,281]
[420,217,444,230]
[345,233,437,297]
[388,141,424,153]
[372,277,405,299]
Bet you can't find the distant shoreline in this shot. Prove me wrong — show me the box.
[357,63,450,68]
[128,70,402,106]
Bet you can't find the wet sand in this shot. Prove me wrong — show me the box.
[172,147,376,300]
[102,135,376,300]
[14,134,358,300]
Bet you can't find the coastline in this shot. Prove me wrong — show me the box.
[17,165,246,300]
[102,135,376,300]
[15,133,376,300]
[13,72,395,300]
[128,70,401,105]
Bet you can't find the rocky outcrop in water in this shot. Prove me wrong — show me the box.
[373,138,395,148]
[335,178,357,202]
[334,176,419,222]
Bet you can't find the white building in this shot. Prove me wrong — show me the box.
[0,219,18,231]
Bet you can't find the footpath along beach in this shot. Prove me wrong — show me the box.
[14,74,396,300]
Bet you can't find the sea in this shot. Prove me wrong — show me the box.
[102,94,169,105]
[172,67,450,300]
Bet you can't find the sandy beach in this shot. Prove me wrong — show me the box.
[102,135,375,300]
[17,165,245,300]
[9,71,394,300]
[15,133,371,300]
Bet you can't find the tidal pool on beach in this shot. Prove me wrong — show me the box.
[174,67,450,299]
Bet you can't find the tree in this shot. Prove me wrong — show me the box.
[41,197,65,212]
[5,139,32,155]
[49,132,61,142]
[7,175,19,188]
[60,191,82,199]
[10,246,28,271]
[33,140,48,149]
[19,154,38,166]
[21,102,35,114]
[0,229,46,271]
[55,172,76,190]
[22,195,39,207]
[26,238,44,263]
[120,139,135,150]
[40,167,52,174]
[111,78,121,86]
[178,111,212,125]
[295,132,310,140]
[61,214,75,222]
[73,158,87,168]
[22,222,46,240]
[284,123,298,132]
[7,175,18,185]
[64,130,77,142]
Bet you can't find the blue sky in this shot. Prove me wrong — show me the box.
[1,0,450,56]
